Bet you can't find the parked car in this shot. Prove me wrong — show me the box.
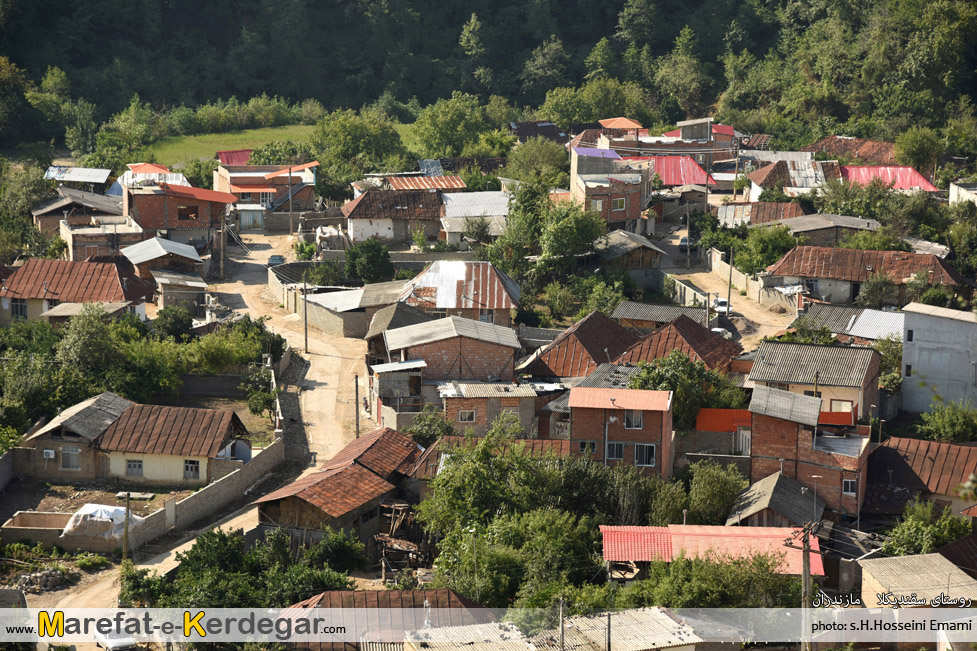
[711,327,733,340]
[678,236,698,252]
[711,297,732,315]
[268,254,286,267]
[94,629,140,650]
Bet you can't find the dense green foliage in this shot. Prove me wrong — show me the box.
[873,334,903,393]
[918,399,977,443]
[881,500,971,556]
[345,238,395,283]
[403,405,457,447]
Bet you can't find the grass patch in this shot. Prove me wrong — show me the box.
[143,124,314,166]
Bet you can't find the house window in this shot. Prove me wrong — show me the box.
[178,206,198,220]
[635,444,656,467]
[623,409,643,429]
[769,382,790,391]
[184,459,200,480]
[579,441,596,455]
[842,479,857,495]
[804,390,822,398]
[240,192,253,202]
[606,442,624,461]
[612,197,626,211]
[11,299,27,319]
[458,410,476,423]
[478,309,494,324]
[126,459,143,477]
[61,445,80,470]
[589,199,603,212]
[260,192,274,204]
[907,329,914,342]
[84,245,101,258]
[905,364,912,377]
[430,308,447,318]
[830,399,854,413]
[804,279,819,295]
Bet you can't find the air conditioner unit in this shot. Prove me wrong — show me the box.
[43,449,55,459]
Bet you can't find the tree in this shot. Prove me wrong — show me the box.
[463,215,492,245]
[412,92,489,158]
[687,460,747,524]
[0,57,44,147]
[539,202,606,272]
[519,36,570,104]
[854,273,897,308]
[840,228,911,252]
[895,127,942,178]
[178,158,219,189]
[403,404,456,447]
[249,139,314,166]
[585,38,618,80]
[152,305,194,342]
[649,480,688,525]
[345,238,394,283]
[55,304,125,379]
[503,136,570,188]
[873,334,903,393]
[311,108,403,198]
[304,261,345,286]
[773,317,836,345]
[733,225,798,276]
[655,28,711,117]
[918,399,977,443]
[882,500,971,556]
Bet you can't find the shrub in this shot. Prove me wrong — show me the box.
[75,553,110,571]
[294,240,316,260]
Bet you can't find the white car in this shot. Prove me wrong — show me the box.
[711,297,732,315]
[93,629,140,650]
[711,327,733,340]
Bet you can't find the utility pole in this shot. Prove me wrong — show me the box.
[606,611,611,651]
[801,527,811,651]
[122,492,131,561]
[220,213,226,280]
[303,276,309,353]
[559,597,565,651]
[354,375,360,437]
[727,244,734,320]
[288,165,294,235]
[685,212,691,269]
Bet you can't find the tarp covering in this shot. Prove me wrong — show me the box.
[60,504,144,541]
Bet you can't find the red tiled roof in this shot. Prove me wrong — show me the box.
[526,311,639,379]
[696,408,752,432]
[938,533,977,579]
[400,260,520,311]
[264,161,320,178]
[253,463,394,518]
[801,136,897,166]
[840,165,937,192]
[619,156,717,186]
[0,258,150,302]
[869,437,977,498]
[568,387,672,412]
[216,149,253,165]
[98,403,243,457]
[964,505,977,518]
[600,117,643,129]
[320,427,419,480]
[386,175,467,191]
[128,163,170,174]
[766,246,966,286]
[599,525,824,575]
[341,189,444,222]
[158,183,237,204]
[408,435,571,481]
[613,315,743,370]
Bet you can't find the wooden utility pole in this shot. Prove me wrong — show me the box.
[354,375,360,437]
[122,492,131,560]
[606,611,611,651]
[686,212,691,269]
[303,276,309,353]
[801,528,812,651]
[288,165,294,235]
[727,244,734,318]
[559,597,565,651]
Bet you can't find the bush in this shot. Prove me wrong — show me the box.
[75,553,110,571]
[294,240,316,260]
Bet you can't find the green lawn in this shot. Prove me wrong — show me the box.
[143,124,315,166]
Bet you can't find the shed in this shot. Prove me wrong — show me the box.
[726,471,826,527]
[595,230,666,270]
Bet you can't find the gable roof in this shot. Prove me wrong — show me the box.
[319,427,419,480]
[509,121,567,143]
[801,136,897,165]
[25,392,133,443]
[98,403,243,457]
[611,300,707,324]
[748,340,878,388]
[384,316,520,351]
[524,311,639,379]
[840,165,938,192]
[400,260,520,310]
[619,156,717,186]
[0,258,151,303]
[795,303,904,341]
[869,437,977,498]
[568,387,672,412]
[121,237,202,265]
[614,315,743,370]
[726,472,826,526]
[747,160,841,189]
[215,149,252,165]
[749,385,821,426]
[600,117,643,129]
[714,201,808,227]
[365,301,435,341]
[44,166,112,184]
[386,175,467,191]
[442,191,511,219]
[253,463,394,518]
[32,186,123,217]
[341,189,444,222]
[408,435,572,481]
[596,230,666,260]
[859,554,977,601]
[307,280,408,313]
[766,246,966,286]
[599,525,824,575]
[750,213,880,234]
[128,163,169,174]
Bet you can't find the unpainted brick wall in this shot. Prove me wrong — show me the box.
[406,337,515,381]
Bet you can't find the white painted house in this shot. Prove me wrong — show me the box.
[901,302,977,412]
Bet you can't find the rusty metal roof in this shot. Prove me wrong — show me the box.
[319,427,420,480]
[938,533,977,579]
[766,245,966,286]
[253,463,394,518]
[341,189,444,221]
[614,314,742,370]
[801,136,897,165]
[869,437,977,498]
[748,340,878,388]
[400,261,520,311]
[98,403,244,457]
[524,311,639,379]
[713,201,808,227]
[386,175,467,191]
[748,160,841,188]
[0,258,151,302]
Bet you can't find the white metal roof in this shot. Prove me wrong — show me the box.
[150,269,207,289]
[371,359,427,374]
[749,385,821,427]
[121,237,202,265]
[440,215,507,236]
[442,191,511,219]
[438,382,536,399]
[384,316,520,351]
[44,166,112,184]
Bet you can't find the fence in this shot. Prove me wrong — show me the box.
[706,247,800,313]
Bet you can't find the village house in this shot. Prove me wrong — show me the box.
[616,156,718,188]
[749,213,881,247]
[764,246,968,306]
[106,163,191,196]
[33,186,123,234]
[398,260,519,327]
[950,181,977,207]
[594,229,666,270]
[801,135,897,165]
[713,201,808,228]
[748,340,880,418]
[365,302,435,367]
[600,524,824,581]
[369,359,428,430]
[213,162,318,229]
[342,189,444,244]
[439,382,537,436]
[614,314,743,372]
[572,171,646,232]
[599,117,736,168]
[383,316,521,382]
[59,215,146,262]
[123,182,237,245]
[790,303,904,345]
[121,237,207,313]
[18,392,252,486]
[544,363,641,439]
[840,165,938,192]
[43,166,113,192]
[859,554,977,608]
[520,311,639,381]
[0,258,152,326]
[567,386,674,476]
[439,190,510,247]
[726,471,826,527]
[900,302,977,413]
[747,159,841,201]
[611,300,709,332]
[304,280,409,339]
[748,385,869,515]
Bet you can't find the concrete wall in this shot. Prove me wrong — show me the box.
[107,452,210,486]
[303,299,370,338]
[902,309,977,412]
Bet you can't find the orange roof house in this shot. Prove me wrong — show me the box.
[599,117,643,130]
[521,311,639,379]
[613,314,743,371]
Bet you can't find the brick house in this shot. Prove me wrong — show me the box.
[521,311,639,380]
[747,340,880,419]
[748,385,869,515]
[121,237,206,313]
[572,172,646,232]
[343,189,444,244]
[614,314,743,372]
[747,160,841,201]
[749,214,881,247]
[59,215,146,262]
[399,260,519,327]
[123,183,237,245]
[33,187,123,234]
[213,162,318,229]
[567,386,674,478]
[383,316,521,382]
[439,382,537,436]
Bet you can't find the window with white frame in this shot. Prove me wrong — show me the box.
[623,409,643,429]
[634,444,656,467]
[61,445,80,470]
[458,410,476,423]
[611,197,626,211]
[260,192,274,204]
[184,459,200,480]
[478,309,494,324]
[11,299,27,319]
[606,442,624,461]
[126,459,143,477]
[589,199,603,212]
[579,441,596,455]
[842,478,857,495]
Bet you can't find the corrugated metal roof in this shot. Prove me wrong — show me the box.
[868,437,977,498]
[750,213,880,233]
[801,136,897,166]
[533,608,704,651]
[726,471,826,526]
[438,382,536,399]
[386,175,467,191]
[568,387,671,411]
[40,301,130,317]
[44,166,112,183]
[342,190,444,222]
[150,269,207,288]
[713,201,808,227]
[618,156,717,186]
[309,280,408,313]
[0,258,150,303]
[748,160,841,189]
[400,261,520,310]
[766,246,966,286]
[365,302,435,341]
[121,237,202,265]
[98,403,243,457]
[904,236,951,258]
[840,165,937,191]
[614,315,743,370]
[596,230,666,259]
[938,533,977,579]
[572,146,621,159]
[611,300,706,324]
[794,303,865,333]
[25,392,133,443]
[524,312,639,379]
[749,385,821,426]
[600,524,824,575]
[847,309,904,340]
[384,316,520,351]
[215,149,252,165]
[859,554,977,600]
[406,622,529,651]
[440,215,507,236]
[546,363,643,414]
[748,341,877,388]
[371,360,427,373]
[33,186,123,217]
[442,191,510,219]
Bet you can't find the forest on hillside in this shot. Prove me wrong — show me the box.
[1,0,976,154]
